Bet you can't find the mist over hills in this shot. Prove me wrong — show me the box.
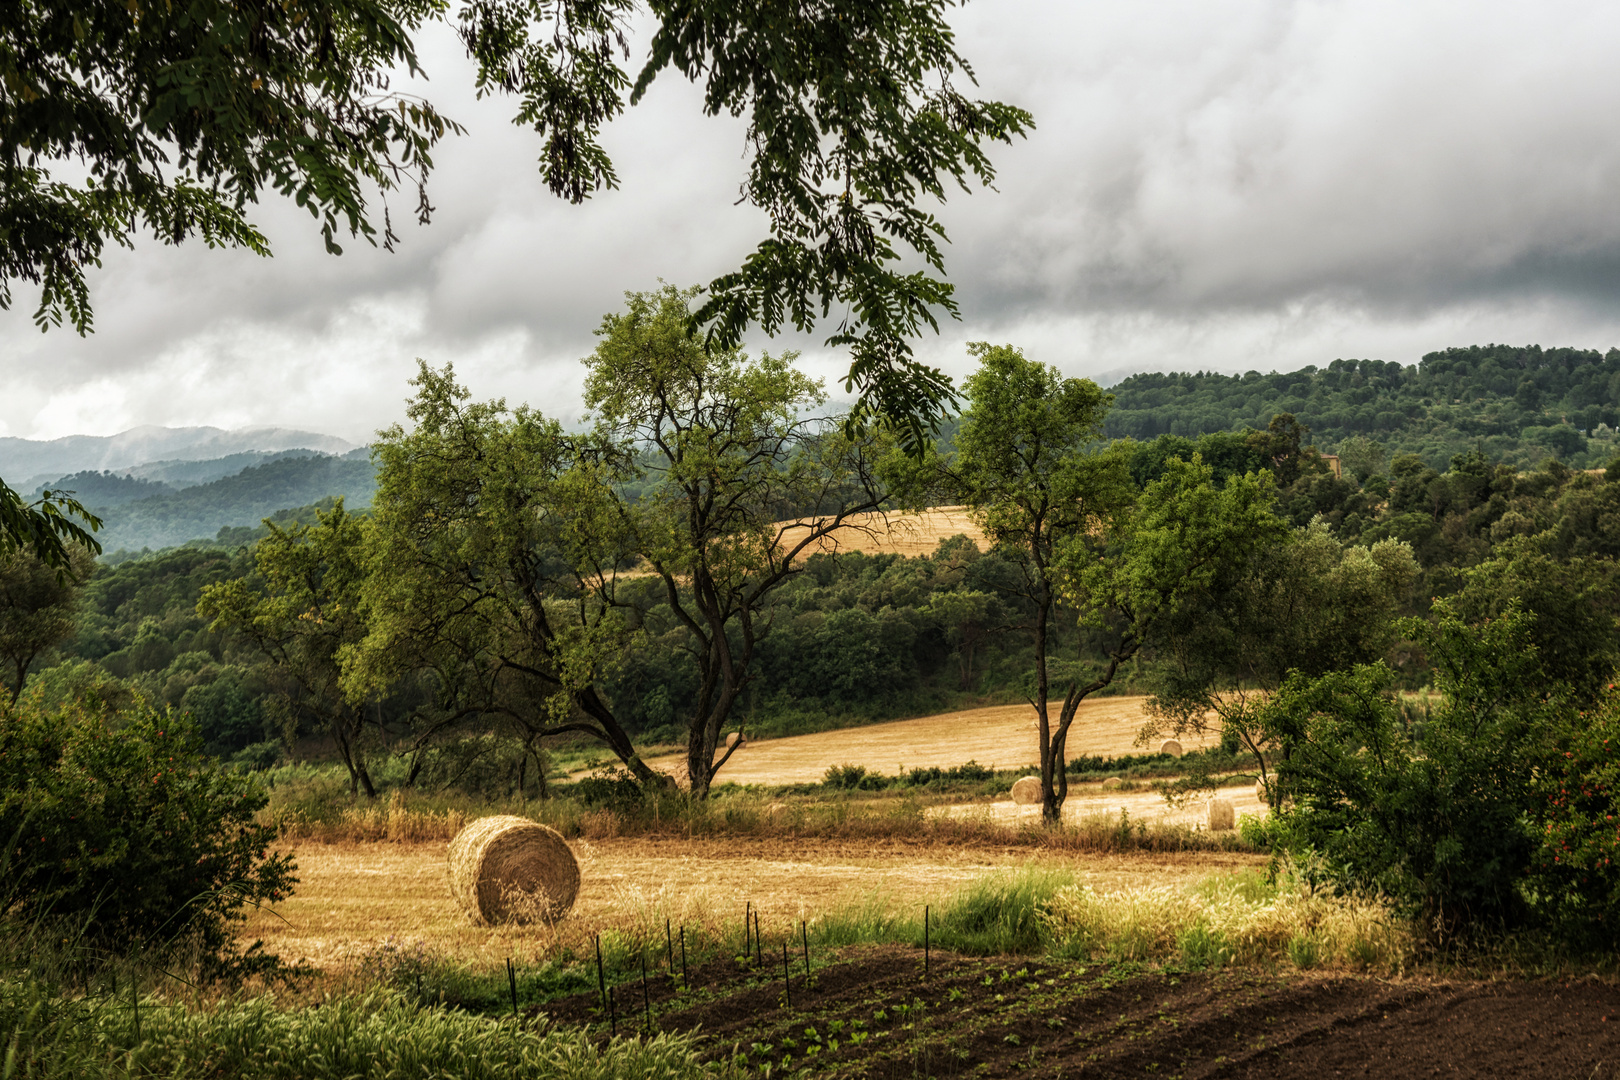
[90,453,376,553]
[2,425,354,487]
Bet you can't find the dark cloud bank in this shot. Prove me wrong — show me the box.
[5,0,1620,443]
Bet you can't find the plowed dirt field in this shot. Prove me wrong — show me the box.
[538,945,1620,1079]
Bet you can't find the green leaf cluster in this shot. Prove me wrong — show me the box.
[0,696,296,978]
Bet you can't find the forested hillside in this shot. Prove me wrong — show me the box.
[1104,344,1620,470]
[88,453,376,553]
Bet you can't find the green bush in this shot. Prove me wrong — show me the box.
[1529,682,1620,944]
[822,763,888,791]
[0,697,296,980]
[1260,602,1559,938]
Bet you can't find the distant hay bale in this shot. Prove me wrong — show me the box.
[1207,797,1235,832]
[1010,776,1042,804]
[1159,740,1183,757]
[726,731,747,750]
[448,815,580,925]
[1255,779,1266,802]
[1101,776,1123,790]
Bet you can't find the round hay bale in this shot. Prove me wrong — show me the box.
[1010,776,1042,805]
[1159,739,1184,757]
[726,731,747,750]
[1207,797,1236,832]
[1101,776,1123,790]
[449,815,579,925]
[1255,779,1266,802]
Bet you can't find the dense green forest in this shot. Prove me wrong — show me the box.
[1105,344,1620,470]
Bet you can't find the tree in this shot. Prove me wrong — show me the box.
[344,362,666,788]
[1454,539,1620,704]
[949,343,1134,821]
[198,503,381,797]
[4,0,1029,443]
[585,285,896,797]
[0,481,101,579]
[0,544,92,703]
[1144,521,1420,799]
[1046,456,1282,822]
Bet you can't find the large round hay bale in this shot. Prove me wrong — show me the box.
[1101,776,1123,790]
[449,815,580,925]
[1159,739,1183,757]
[1010,776,1042,804]
[725,731,747,750]
[1207,797,1235,832]
[1254,778,1266,802]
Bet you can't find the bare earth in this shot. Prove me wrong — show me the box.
[243,837,1263,971]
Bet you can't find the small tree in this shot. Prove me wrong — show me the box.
[951,343,1280,823]
[199,503,381,797]
[1143,521,1420,800]
[1044,456,1282,823]
[0,545,93,703]
[345,364,664,787]
[586,286,896,797]
[949,343,1132,824]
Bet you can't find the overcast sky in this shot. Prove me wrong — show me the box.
[7,0,1620,443]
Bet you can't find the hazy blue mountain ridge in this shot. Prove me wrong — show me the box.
[93,454,376,553]
[2,425,354,485]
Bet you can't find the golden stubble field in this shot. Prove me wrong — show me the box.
[641,694,1221,785]
[241,835,1264,972]
[775,505,987,558]
[245,698,1262,971]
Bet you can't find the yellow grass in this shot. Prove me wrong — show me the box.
[775,505,987,558]
[641,695,1219,787]
[240,835,1265,972]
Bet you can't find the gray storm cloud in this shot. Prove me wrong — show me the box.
[5,0,1620,442]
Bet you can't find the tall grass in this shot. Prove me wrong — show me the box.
[0,979,738,1080]
[810,863,1414,973]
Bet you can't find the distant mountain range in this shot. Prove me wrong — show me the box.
[2,425,354,488]
[84,453,377,553]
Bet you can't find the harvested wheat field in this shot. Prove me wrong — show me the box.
[775,505,987,558]
[930,784,1268,830]
[242,836,1261,971]
[643,695,1218,787]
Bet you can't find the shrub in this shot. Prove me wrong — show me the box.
[822,763,888,791]
[1528,682,1620,945]
[1259,602,1560,939]
[0,697,296,980]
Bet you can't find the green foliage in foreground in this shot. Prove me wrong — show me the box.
[0,981,732,1080]
[1259,602,1618,945]
[0,699,294,979]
